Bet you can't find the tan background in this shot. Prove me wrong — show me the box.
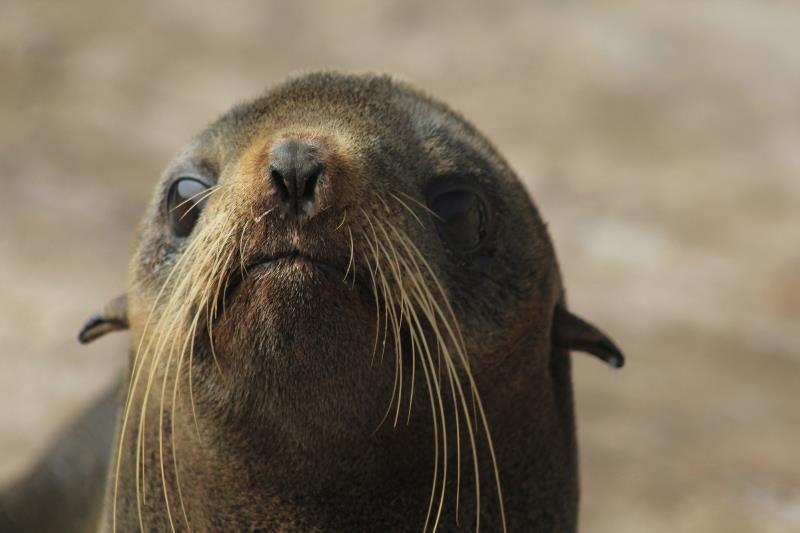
[1,1,799,531]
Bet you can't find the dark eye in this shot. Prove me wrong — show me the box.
[428,185,490,252]
[166,177,210,238]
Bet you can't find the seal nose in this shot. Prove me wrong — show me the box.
[268,139,323,217]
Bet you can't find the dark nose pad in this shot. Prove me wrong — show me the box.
[268,139,323,217]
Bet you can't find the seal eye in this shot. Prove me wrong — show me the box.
[428,186,489,252]
[166,177,210,238]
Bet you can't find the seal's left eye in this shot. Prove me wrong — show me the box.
[167,177,210,238]
[427,184,490,253]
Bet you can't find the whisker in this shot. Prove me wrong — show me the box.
[366,202,452,532]
[389,226,477,528]
[362,212,402,428]
[335,210,347,232]
[393,190,444,222]
[372,219,413,428]
[157,340,178,532]
[116,207,236,533]
[253,208,275,223]
[239,219,251,277]
[388,223,508,533]
[360,247,383,366]
[117,232,208,532]
[387,191,425,227]
[171,184,224,216]
[404,285,449,533]
[343,225,355,283]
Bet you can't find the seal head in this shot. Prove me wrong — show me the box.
[86,72,623,532]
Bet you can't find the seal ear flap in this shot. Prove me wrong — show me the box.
[553,304,625,369]
[78,294,129,344]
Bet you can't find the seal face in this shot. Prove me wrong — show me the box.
[88,72,623,533]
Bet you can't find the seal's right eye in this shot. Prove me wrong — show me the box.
[166,177,210,238]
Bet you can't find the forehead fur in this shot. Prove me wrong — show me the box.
[192,73,513,185]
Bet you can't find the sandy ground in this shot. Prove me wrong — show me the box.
[1,1,799,531]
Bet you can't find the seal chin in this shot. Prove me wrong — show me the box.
[212,248,377,388]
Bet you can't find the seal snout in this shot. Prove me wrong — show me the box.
[268,138,325,218]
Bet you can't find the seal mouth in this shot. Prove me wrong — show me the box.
[248,250,337,272]
[222,249,354,303]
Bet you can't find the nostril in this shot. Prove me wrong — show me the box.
[301,164,323,201]
[270,166,290,203]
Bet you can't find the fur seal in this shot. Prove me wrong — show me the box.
[2,72,623,533]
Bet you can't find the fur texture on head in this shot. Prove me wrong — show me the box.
[87,72,623,533]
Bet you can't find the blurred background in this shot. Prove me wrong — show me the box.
[1,1,798,531]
